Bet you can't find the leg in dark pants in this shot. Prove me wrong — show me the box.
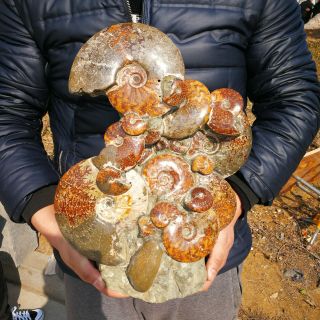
[0,260,11,320]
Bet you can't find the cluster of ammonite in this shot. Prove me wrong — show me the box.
[54,23,252,302]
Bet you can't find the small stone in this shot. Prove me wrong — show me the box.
[126,240,163,292]
[270,292,278,299]
[276,232,285,241]
[284,269,304,282]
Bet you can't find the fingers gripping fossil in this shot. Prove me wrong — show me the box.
[55,23,252,303]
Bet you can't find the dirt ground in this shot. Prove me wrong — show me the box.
[40,29,320,320]
[239,30,320,320]
[239,182,320,320]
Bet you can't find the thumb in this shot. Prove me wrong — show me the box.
[201,255,221,291]
[60,242,129,297]
[75,256,129,298]
[92,274,106,292]
[71,252,106,291]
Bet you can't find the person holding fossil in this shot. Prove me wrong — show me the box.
[0,0,319,319]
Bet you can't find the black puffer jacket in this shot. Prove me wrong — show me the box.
[0,0,319,274]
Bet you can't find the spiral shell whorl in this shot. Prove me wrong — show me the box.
[150,202,183,228]
[116,63,147,88]
[107,67,170,117]
[142,153,194,199]
[69,23,185,96]
[162,212,218,262]
[138,215,159,238]
[184,187,214,213]
[121,112,148,136]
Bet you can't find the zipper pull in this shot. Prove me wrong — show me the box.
[131,14,142,23]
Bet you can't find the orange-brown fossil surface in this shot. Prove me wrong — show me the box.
[55,22,252,303]
[142,153,194,199]
[162,211,218,263]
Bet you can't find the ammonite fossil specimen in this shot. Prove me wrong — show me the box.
[55,23,252,303]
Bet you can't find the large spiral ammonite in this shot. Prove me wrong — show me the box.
[69,23,184,117]
[55,23,252,303]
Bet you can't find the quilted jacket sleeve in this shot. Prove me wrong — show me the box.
[0,0,59,222]
[241,0,320,205]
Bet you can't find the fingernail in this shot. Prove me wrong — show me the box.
[93,277,105,291]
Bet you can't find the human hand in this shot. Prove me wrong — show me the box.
[31,204,129,298]
[201,193,242,291]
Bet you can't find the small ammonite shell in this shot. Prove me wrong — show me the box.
[187,126,251,178]
[94,169,148,227]
[98,122,145,171]
[150,202,183,228]
[184,187,214,213]
[191,154,214,175]
[162,211,218,262]
[69,23,185,96]
[208,88,243,136]
[120,112,147,136]
[187,131,220,157]
[162,80,211,139]
[138,215,159,238]
[96,167,131,196]
[142,153,194,199]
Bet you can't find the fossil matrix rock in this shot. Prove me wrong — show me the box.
[54,23,252,303]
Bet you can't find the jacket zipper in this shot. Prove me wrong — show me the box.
[58,150,64,174]
[123,0,143,23]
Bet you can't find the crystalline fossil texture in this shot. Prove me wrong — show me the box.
[54,23,252,303]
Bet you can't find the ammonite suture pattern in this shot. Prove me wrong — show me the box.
[55,23,252,303]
